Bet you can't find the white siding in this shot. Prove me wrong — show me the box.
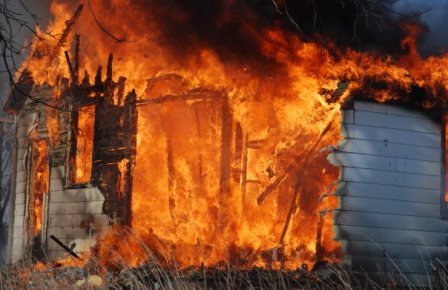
[9,112,35,263]
[46,166,111,261]
[331,101,448,286]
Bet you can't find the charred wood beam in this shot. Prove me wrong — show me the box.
[91,91,137,225]
[240,134,249,210]
[166,128,178,225]
[194,105,204,190]
[136,91,222,106]
[74,34,80,85]
[95,66,103,89]
[81,70,90,87]
[106,54,113,83]
[256,174,288,206]
[105,54,114,104]
[50,235,82,260]
[117,76,127,106]
[123,90,137,225]
[256,114,337,206]
[64,51,76,87]
[232,122,243,183]
[315,212,324,263]
[219,97,233,196]
[278,184,301,247]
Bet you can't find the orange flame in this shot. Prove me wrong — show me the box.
[20,0,448,270]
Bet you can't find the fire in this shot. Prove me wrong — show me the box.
[74,105,95,184]
[29,138,49,236]
[18,0,448,271]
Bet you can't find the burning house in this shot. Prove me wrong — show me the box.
[2,0,448,288]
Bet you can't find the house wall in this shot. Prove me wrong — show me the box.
[330,101,448,287]
[9,110,36,263]
[8,89,111,263]
[46,167,110,261]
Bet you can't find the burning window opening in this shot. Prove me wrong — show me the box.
[27,137,49,258]
[68,104,95,185]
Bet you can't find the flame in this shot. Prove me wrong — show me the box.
[19,0,448,270]
[29,139,49,236]
[74,105,95,183]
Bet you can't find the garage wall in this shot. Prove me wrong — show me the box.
[329,101,448,287]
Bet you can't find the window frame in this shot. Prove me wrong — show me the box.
[66,103,96,188]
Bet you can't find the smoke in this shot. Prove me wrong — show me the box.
[393,0,448,55]
[119,0,446,63]
[129,0,448,59]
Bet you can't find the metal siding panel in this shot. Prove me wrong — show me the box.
[14,193,26,205]
[342,110,354,124]
[13,204,25,216]
[15,170,27,182]
[354,101,430,120]
[48,201,104,215]
[49,188,105,203]
[16,148,26,161]
[341,182,440,203]
[334,225,448,246]
[340,240,448,260]
[50,166,65,180]
[340,196,440,217]
[13,215,24,227]
[353,110,440,134]
[16,126,31,139]
[11,249,25,264]
[343,124,441,148]
[49,178,63,191]
[11,238,24,251]
[342,167,440,190]
[17,137,27,150]
[48,214,110,227]
[12,227,24,239]
[334,210,448,232]
[331,152,440,175]
[336,102,444,285]
[15,181,26,193]
[47,226,109,240]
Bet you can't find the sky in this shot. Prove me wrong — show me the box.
[393,0,448,54]
[0,0,51,104]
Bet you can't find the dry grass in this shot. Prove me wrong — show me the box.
[1,258,445,290]
[1,230,446,289]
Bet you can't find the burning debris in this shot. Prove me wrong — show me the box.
[3,0,448,288]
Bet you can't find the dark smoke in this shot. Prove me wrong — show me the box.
[393,0,448,56]
[128,0,445,62]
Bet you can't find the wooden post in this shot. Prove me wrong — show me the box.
[74,34,80,85]
[219,97,233,196]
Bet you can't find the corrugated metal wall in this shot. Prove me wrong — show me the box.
[330,101,448,287]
